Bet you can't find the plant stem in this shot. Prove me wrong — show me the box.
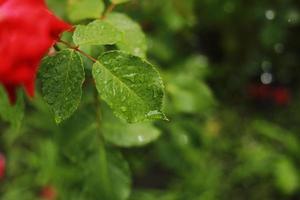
[57,39,98,63]
[101,3,116,19]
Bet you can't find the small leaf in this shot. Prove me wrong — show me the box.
[0,87,24,129]
[74,126,131,200]
[166,73,216,114]
[102,106,161,147]
[275,158,299,194]
[104,121,161,147]
[87,146,131,200]
[106,12,147,57]
[105,149,131,200]
[67,0,105,22]
[40,49,85,123]
[92,51,166,123]
[73,20,122,46]
[110,0,130,5]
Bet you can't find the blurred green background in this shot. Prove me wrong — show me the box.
[1,0,300,199]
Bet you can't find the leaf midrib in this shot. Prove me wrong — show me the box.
[95,61,148,110]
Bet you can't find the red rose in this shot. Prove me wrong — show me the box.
[40,185,57,200]
[0,0,71,103]
[0,153,6,179]
[272,87,291,106]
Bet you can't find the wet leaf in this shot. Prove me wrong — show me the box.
[73,20,122,46]
[0,87,24,129]
[92,51,166,123]
[110,0,130,5]
[67,0,104,22]
[106,13,147,58]
[102,106,161,147]
[40,49,85,123]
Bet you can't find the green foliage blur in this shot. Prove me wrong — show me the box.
[1,0,300,199]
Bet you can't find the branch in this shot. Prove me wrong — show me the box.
[101,3,116,19]
[57,39,98,63]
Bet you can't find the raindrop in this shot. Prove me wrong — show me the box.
[123,73,137,83]
[260,72,273,85]
[134,48,141,55]
[152,87,159,98]
[287,10,300,24]
[265,10,276,20]
[137,135,144,142]
[146,110,161,117]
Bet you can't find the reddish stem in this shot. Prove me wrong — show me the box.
[101,3,116,19]
[58,39,98,63]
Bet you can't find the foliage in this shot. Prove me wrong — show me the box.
[1,0,300,200]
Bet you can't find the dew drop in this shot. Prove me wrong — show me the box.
[265,9,276,20]
[137,135,145,142]
[260,72,273,85]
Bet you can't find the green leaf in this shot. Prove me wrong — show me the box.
[275,158,299,194]
[59,111,131,199]
[105,149,131,200]
[73,20,122,46]
[34,141,58,185]
[166,73,216,114]
[106,13,147,58]
[104,122,161,147]
[84,138,131,200]
[183,55,209,79]
[102,106,161,147]
[110,0,130,5]
[59,107,99,162]
[68,0,105,22]
[0,87,24,129]
[46,0,68,18]
[40,49,85,123]
[92,51,166,123]
[252,120,300,154]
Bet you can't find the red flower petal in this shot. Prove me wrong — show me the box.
[0,0,72,103]
[0,153,5,179]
